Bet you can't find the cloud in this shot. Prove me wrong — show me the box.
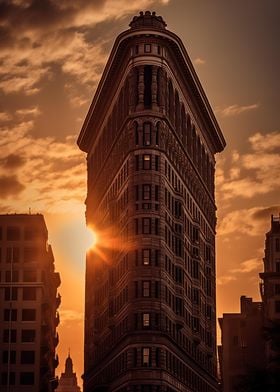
[217,131,280,201]
[231,258,262,274]
[249,131,280,152]
[59,309,84,326]
[217,275,237,285]
[0,0,169,95]
[217,258,262,286]
[0,120,86,213]
[194,57,205,65]
[218,205,280,237]
[0,174,25,198]
[0,111,12,121]
[216,103,260,117]
[1,153,25,169]
[16,106,41,117]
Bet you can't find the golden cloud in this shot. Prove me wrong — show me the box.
[0,120,86,213]
[217,131,280,201]
[216,103,260,117]
[218,205,280,237]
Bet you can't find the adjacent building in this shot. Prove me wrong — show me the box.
[78,11,225,392]
[218,296,265,392]
[219,214,280,391]
[0,214,61,391]
[260,214,280,382]
[56,352,81,392]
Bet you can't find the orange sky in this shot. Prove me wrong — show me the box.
[0,0,280,386]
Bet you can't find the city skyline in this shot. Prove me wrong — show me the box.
[0,0,279,385]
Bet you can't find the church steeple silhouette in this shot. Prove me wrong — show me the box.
[55,351,81,392]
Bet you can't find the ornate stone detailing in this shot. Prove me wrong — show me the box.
[129,11,167,30]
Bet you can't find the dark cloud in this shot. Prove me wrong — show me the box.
[0,0,107,37]
[49,157,83,172]
[0,174,25,198]
[1,154,25,169]
[252,206,280,221]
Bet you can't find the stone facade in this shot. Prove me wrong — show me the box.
[78,11,225,392]
[0,214,60,391]
[218,296,265,392]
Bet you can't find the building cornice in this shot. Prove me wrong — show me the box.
[78,19,226,155]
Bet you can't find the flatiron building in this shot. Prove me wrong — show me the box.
[78,11,225,392]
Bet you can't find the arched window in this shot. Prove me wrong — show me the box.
[175,91,180,133]
[134,122,139,145]
[181,104,186,145]
[144,66,152,108]
[168,80,174,124]
[143,122,151,146]
[155,122,160,146]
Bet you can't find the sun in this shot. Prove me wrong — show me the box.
[84,226,99,251]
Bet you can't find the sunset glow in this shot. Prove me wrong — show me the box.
[0,0,279,387]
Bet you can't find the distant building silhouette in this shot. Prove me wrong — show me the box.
[218,296,265,392]
[219,214,280,391]
[78,10,225,392]
[55,352,81,392]
[0,214,60,391]
[260,214,280,385]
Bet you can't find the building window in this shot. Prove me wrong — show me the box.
[143,155,151,170]
[276,238,280,252]
[135,155,139,171]
[142,218,151,234]
[22,329,36,343]
[23,247,38,263]
[5,270,19,282]
[155,123,160,145]
[155,185,159,201]
[144,65,152,108]
[143,281,150,297]
[1,372,15,385]
[24,227,39,240]
[23,270,37,282]
[20,372,34,385]
[275,300,280,313]
[155,155,159,171]
[192,317,199,332]
[135,122,139,145]
[4,287,18,301]
[142,184,151,200]
[275,284,280,295]
[135,219,139,235]
[21,350,35,364]
[4,309,17,321]
[276,261,280,273]
[22,309,36,321]
[155,218,159,235]
[2,350,16,364]
[144,44,151,53]
[143,313,150,327]
[7,226,20,241]
[142,249,150,265]
[3,329,16,343]
[6,247,20,263]
[142,347,151,366]
[22,287,36,301]
[143,123,151,146]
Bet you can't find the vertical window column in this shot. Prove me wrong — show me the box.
[151,66,158,108]
[137,66,145,109]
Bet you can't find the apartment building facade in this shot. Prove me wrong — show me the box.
[0,214,60,391]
